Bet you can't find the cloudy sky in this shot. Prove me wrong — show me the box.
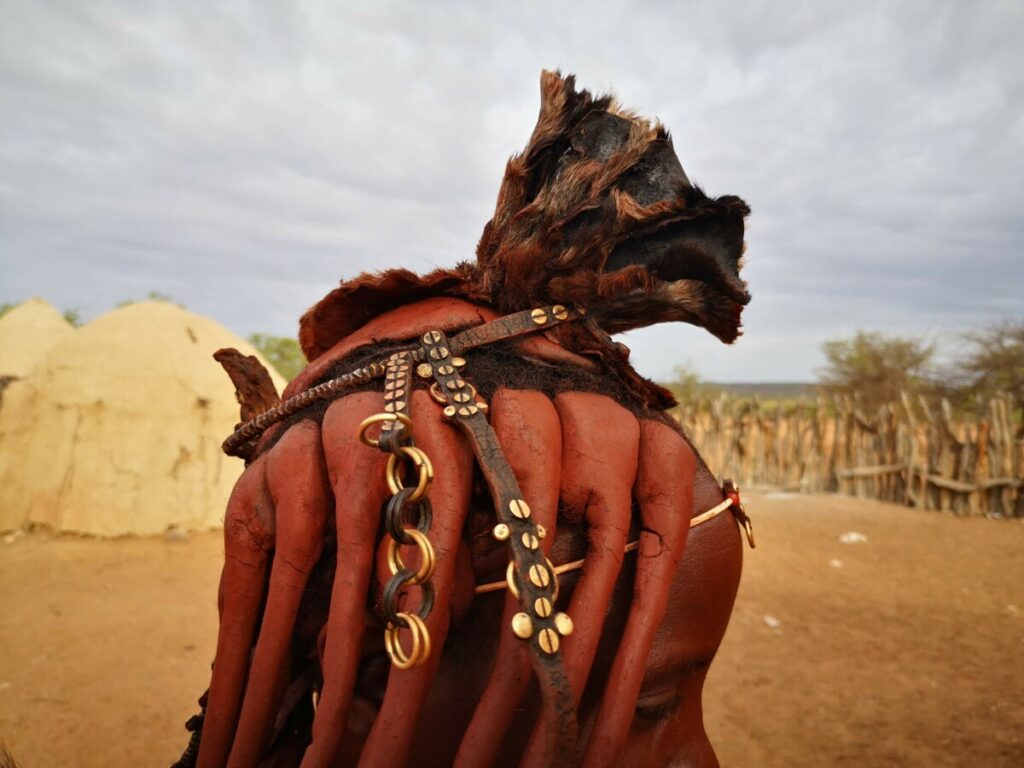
[1,1,1021,382]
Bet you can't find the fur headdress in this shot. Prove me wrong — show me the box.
[299,71,750,362]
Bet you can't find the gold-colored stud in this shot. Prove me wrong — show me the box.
[453,391,471,403]
[416,363,433,379]
[528,563,551,589]
[511,612,534,639]
[393,400,406,411]
[493,523,510,541]
[477,401,489,414]
[530,308,548,325]
[536,524,547,540]
[458,407,470,417]
[534,597,553,617]
[384,402,395,413]
[430,330,442,343]
[438,364,454,375]
[422,332,433,344]
[574,305,587,315]
[552,305,569,320]
[521,532,539,550]
[452,356,466,367]
[429,347,449,360]
[509,499,531,519]
[392,388,405,399]
[554,612,574,636]
[538,628,559,654]
[443,405,457,419]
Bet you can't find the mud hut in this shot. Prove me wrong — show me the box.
[0,301,286,535]
[0,298,74,378]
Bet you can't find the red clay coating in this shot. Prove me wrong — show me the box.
[582,420,696,767]
[356,390,474,768]
[194,303,745,766]
[197,455,275,768]
[299,392,390,768]
[228,421,330,767]
[453,389,563,768]
[520,393,640,766]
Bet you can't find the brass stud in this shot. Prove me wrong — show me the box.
[452,357,466,367]
[477,401,489,414]
[536,524,547,540]
[446,380,462,391]
[511,612,534,639]
[394,400,406,411]
[528,563,550,589]
[457,407,470,417]
[530,308,548,325]
[509,499,531,519]
[384,402,395,413]
[416,363,433,379]
[534,597,553,617]
[443,405,457,419]
[538,628,559,654]
[393,388,406,399]
[521,532,539,550]
[552,304,569,320]
[422,332,433,344]
[493,523,510,541]
[467,405,479,415]
[554,612,574,636]
[438,364,454,375]
[430,330,442,343]
[453,391,471,403]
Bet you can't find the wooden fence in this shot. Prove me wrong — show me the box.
[676,392,1023,517]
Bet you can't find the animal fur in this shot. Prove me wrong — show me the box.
[299,71,750,403]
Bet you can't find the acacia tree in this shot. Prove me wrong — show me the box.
[817,331,934,412]
[957,319,1024,407]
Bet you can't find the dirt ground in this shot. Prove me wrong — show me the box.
[1,493,1021,767]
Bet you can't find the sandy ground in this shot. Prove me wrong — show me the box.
[1,493,1022,767]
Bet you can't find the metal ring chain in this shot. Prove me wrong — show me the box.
[356,352,437,670]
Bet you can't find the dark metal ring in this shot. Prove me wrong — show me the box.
[382,568,436,626]
[384,489,433,545]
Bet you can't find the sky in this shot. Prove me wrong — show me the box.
[1,1,1021,382]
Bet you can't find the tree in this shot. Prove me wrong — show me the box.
[956,319,1024,406]
[248,334,306,382]
[62,308,83,327]
[664,363,710,404]
[817,331,934,411]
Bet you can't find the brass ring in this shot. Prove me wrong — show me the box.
[386,446,434,502]
[505,561,521,599]
[386,528,436,584]
[385,612,431,669]
[357,412,413,448]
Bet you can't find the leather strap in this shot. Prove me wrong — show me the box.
[420,328,578,763]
